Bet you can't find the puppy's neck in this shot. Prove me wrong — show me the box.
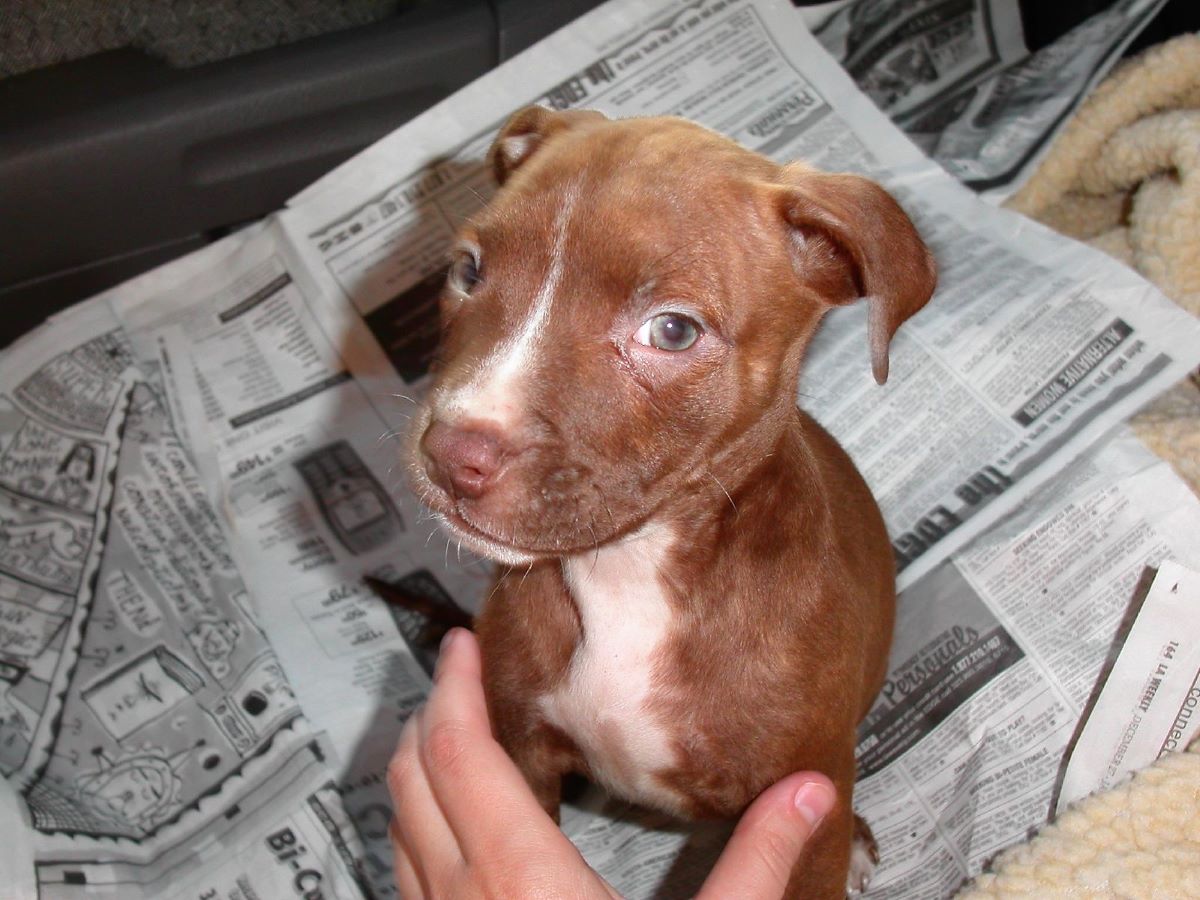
[705,396,801,499]
[555,417,801,600]
[561,523,676,609]
[546,523,682,808]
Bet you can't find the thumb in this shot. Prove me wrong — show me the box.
[697,773,836,900]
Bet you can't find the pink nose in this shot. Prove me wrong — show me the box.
[421,421,508,499]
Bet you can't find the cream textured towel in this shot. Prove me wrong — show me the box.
[957,34,1200,899]
[960,742,1200,898]
[1006,32,1200,495]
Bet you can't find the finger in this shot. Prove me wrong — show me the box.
[430,627,489,729]
[418,629,565,863]
[390,832,426,900]
[387,706,461,889]
[697,773,836,900]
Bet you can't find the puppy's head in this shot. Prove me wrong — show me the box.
[405,107,935,564]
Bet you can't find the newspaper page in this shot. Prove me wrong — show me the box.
[109,222,498,899]
[814,0,1168,198]
[0,301,372,898]
[853,430,1200,896]
[1055,559,1200,811]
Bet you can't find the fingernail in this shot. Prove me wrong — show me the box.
[433,629,460,681]
[794,781,835,829]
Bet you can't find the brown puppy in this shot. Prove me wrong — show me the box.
[405,107,936,897]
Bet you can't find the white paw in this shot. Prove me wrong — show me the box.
[846,817,879,896]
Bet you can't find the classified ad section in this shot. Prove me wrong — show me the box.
[853,432,1200,896]
[797,172,1199,586]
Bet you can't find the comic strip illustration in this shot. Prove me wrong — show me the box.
[21,381,303,840]
[33,742,372,898]
[0,332,130,781]
[1,327,371,897]
[13,332,133,437]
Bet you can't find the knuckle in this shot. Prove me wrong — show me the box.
[434,860,481,900]
[750,824,802,885]
[385,747,419,799]
[480,864,551,900]
[422,719,474,777]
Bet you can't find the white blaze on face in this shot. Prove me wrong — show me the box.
[440,182,582,428]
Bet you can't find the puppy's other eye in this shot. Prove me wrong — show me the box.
[634,313,701,351]
[448,251,482,295]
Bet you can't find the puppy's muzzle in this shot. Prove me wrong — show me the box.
[421,420,511,500]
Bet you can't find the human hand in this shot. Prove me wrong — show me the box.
[387,628,836,899]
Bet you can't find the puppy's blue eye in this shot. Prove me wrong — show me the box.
[449,252,482,294]
[634,313,700,351]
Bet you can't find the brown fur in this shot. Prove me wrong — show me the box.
[405,108,936,897]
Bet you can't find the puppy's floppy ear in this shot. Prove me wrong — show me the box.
[489,106,608,184]
[777,163,937,384]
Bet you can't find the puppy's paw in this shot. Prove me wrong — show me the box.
[846,814,880,896]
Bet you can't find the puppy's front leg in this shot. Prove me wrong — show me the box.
[785,787,854,899]
[475,564,583,820]
[499,719,582,821]
[778,752,863,900]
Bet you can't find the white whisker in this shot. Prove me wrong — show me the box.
[587,519,600,578]
[517,560,535,593]
[708,471,738,516]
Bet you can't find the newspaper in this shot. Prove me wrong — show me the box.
[813,0,1169,198]
[853,431,1200,896]
[0,302,373,898]
[2,0,1200,897]
[110,224,493,899]
[1056,558,1200,812]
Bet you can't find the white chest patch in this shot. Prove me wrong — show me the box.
[539,525,683,810]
